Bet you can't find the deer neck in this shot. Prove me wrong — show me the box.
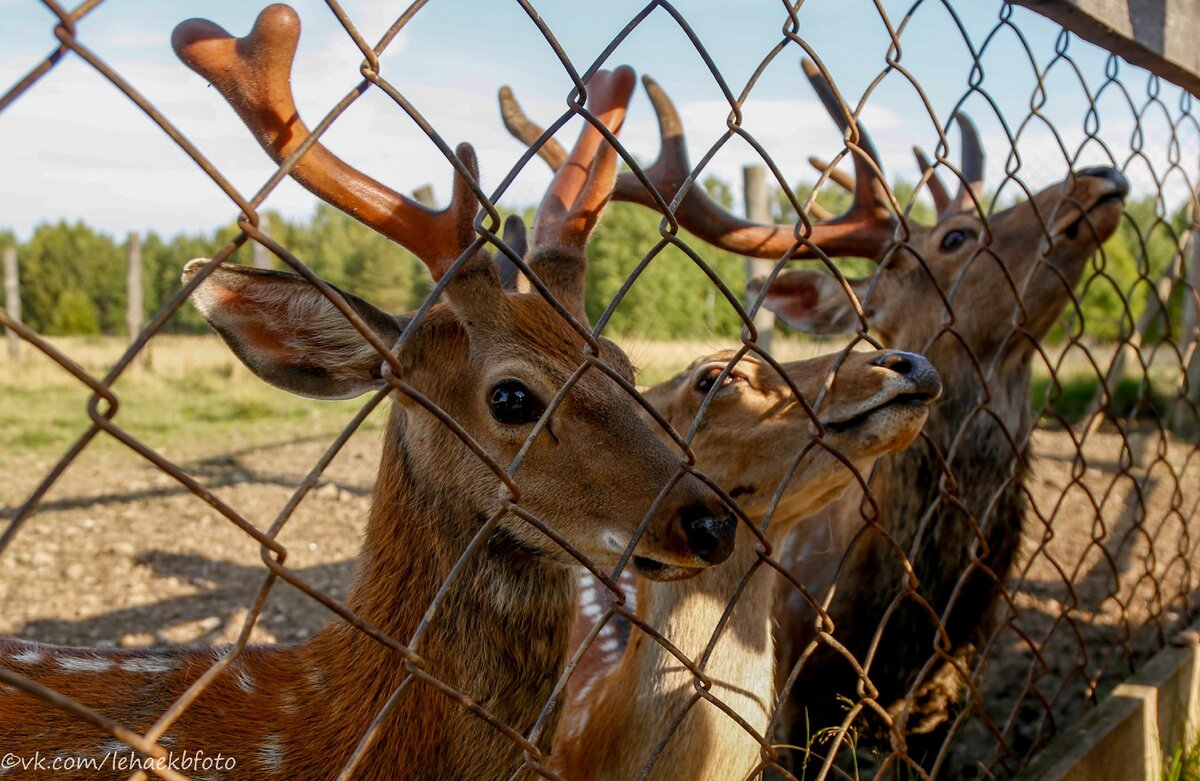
[561,524,776,781]
[289,411,575,780]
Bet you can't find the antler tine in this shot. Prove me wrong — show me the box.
[798,58,892,220]
[532,66,635,251]
[807,155,854,193]
[501,65,896,260]
[498,86,568,171]
[948,112,985,216]
[912,145,952,214]
[172,4,478,281]
[494,214,528,292]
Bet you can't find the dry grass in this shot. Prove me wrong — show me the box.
[1,333,1187,472]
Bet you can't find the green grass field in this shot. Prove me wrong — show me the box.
[0,334,1189,472]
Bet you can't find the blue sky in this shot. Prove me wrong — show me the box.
[1,0,1193,240]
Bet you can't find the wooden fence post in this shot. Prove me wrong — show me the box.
[3,246,19,361]
[1181,222,1200,435]
[126,231,143,342]
[743,165,775,352]
[412,185,435,208]
[253,213,272,269]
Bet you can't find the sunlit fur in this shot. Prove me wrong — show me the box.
[553,348,940,780]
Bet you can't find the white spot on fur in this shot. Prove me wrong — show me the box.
[601,532,625,552]
[234,666,255,694]
[58,656,113,672]
[280,691,298,716]
[11,648,42,665]
[120,656,177,674]
[257,732,285,770]
[307,667,327,692]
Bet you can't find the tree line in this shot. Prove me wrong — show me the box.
[0,177,1188,342]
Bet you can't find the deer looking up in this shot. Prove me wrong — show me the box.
[0,6,736,781]
[498,82,940,780]
[552,348,941,781]
[504,55,1127,767]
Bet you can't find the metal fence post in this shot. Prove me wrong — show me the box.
[743,165,774,352]
[3,246,18,361]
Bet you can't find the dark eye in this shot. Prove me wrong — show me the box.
[695,367,736,394]
[489,381,545,425]
[939,228,971,252]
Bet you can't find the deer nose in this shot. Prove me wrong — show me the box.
[681,508,736,564]
[1076,165,1130,196]
[873,351,942,401]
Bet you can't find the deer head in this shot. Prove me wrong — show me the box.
[643,348,941,524]
[172,4,735,579]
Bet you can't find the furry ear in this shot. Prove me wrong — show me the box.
[183,260,407,399]
[751,270,869,335]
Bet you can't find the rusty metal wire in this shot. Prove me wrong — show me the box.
[1,1,1198,780]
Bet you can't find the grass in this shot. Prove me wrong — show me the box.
[1165,731,1200,781]
[0,335,380,469]
[0,334,1190,471]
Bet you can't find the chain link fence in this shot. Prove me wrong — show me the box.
[1,1,1199,779]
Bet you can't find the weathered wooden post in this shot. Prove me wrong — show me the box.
[1181,221,1200,435]
[412,185,435,208]
[743,165,775,352]
[253,213,272,269]
[126,231,143,342]
[3,246,19,361]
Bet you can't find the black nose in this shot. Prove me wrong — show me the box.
[1076,165,1130,196]
[873,351,943,400]
[681,508,736,564]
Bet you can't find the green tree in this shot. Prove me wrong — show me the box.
[19,221,124,335]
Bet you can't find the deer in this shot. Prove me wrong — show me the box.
[499,57,1129,773]
[0,6,739,780]
[498,81,940,780]
[548,347,941,781]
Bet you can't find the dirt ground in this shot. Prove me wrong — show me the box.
[2,407,1199,777]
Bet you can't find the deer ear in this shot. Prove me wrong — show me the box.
[753,270,868,335]
[183,260,406,400]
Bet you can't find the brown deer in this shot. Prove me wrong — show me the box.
[549,347,941,781]
[500,57,1128,771]
[497,81,940,779]
[0,7,736,781]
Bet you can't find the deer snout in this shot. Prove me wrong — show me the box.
[872,351,942,401]
[681,507,737,564]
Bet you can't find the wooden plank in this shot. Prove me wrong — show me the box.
[1013,0,1200,95]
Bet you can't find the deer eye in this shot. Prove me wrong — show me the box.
[489,381,546,425]
[939,228,972,252]
[695,367,738,394]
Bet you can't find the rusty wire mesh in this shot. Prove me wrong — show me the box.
[1,1,1199,780]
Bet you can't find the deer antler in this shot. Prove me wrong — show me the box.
[499,60,898,261]
[911,113,985,219]
[519,67,635,323]
[172,4,478,280]
[531,67,634,251]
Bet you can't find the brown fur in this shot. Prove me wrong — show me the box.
[767,171,1128,761]
[0,252,731,780]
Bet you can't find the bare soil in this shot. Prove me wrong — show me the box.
[2,418,1198,778]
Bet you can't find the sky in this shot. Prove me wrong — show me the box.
[1,0,1195,241]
